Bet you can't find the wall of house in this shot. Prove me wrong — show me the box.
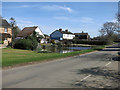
[35,27,45,37]
[63,34,75,40]
[0,27,12,46]
[50,31,63,40]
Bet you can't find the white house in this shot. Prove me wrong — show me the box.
[50,29,75,40]
[17,26,45,38]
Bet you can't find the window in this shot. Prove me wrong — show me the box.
[67,34,69,37]
[4,28,7,33]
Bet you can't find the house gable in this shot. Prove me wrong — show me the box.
[17,26,44,38]
[35,27,45,37]
[50,30,63,40]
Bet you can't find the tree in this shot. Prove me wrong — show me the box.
[10,17,21,38]
[27,31,38,50]
[9,17,21,47]
[99,29,106,36]
[14,31,39,50]
[10,17,16,27]
[101,22,117,38]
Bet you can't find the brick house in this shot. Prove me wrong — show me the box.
[0,19,12,46]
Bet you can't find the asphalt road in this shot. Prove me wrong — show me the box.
[2,44,120,88]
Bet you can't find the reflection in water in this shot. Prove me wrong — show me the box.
[43,46,91,53]
[60,50,74,54]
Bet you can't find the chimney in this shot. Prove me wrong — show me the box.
[59,28,62,32]
[65,29,68,32]
[82,31,84,33]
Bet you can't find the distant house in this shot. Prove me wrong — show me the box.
[17,26,45,39]
[74,31,90,40]
[40,34,50,44]
[0,19,12,46]
[50,29,75,40]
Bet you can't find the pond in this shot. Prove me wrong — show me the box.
[42,46,91,53]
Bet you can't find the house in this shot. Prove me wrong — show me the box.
[0,19,12,46]
[17,26,45,39]
[50,29,75,40]
[74,31,90,40]
[40,34,50,44]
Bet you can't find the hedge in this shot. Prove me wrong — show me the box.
[73,40,107,45]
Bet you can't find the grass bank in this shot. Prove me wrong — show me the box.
[2,45,107,67]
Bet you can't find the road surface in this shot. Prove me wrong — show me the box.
[2,44,120,88]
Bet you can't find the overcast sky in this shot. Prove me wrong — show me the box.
[2,2,118,37]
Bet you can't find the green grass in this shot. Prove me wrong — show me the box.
[2,45,107,67]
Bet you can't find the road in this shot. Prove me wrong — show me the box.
[2,44,120,88]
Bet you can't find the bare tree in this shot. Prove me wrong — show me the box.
[101,22,117,37]
[99,28,106,36]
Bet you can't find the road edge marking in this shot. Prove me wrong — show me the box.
[80,74,91,81]
[105,62,111,66]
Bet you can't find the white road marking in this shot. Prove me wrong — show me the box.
[79,51,98,57]
[80,74,91,81]
[105,62,111,66]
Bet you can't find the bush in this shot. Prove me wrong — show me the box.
[14,34,38,50]
[0,41,3,44]
[14,39,32,50]
[106,38,114,45]
[73,40,107,45]
[27,36,38,50]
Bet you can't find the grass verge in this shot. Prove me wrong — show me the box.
[2,45,107,67]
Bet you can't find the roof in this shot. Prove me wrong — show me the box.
[56,30,73,34]
[0,19,11,27]
[17,26,38,37]
[74,33,88,35]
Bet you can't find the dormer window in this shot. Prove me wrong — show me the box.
[4,28,7,33]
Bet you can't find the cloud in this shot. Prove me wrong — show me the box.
[7,5,39,8]
[16,18,33,24]
[53,16,94,23]
[80,17,94,23]
[16,18,38,29]
[18,5,32,8]
[41,5,73,13]
[53,16,69,20]
[5,17,37,29]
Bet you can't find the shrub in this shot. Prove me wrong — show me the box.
[27,36,38,50]
[14,39,32,50]
[0,41,3,44]
[73,40,107,45]
[14,34,38,50]
[106,38,114,45]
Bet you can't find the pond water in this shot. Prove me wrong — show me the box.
[43,46,91,53]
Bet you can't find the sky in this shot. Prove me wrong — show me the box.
[2,2,118,37]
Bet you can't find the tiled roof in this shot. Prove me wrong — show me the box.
[17,26,38,37]
[74,33,88,35]
[0,19,11,27]
[56,30,73,34]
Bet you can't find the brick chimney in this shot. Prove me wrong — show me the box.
[65,29,68,32]
[59,28,62,32]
